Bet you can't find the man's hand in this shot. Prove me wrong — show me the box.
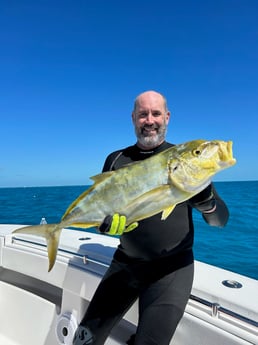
[188,184,216,213]
[99,214,138,235]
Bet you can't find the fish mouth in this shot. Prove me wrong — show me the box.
[218,141,236,168]
[168,140,236,193]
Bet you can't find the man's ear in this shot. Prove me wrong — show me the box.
[132,111,136,124]
[165,111,171,125]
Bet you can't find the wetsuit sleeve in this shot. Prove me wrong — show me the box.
[102,155,113,172]
[189,183,229,228]
[102,153,117,172]
[102,151,123,172]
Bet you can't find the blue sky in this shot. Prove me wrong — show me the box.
[1,0,257,187]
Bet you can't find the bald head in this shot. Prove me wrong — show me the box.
[132,90,170,149]
[133,90,168,113]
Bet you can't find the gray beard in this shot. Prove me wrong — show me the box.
[135,123,167,148]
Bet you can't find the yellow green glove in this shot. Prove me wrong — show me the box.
[99,214,138,235]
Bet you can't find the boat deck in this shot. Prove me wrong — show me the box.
[0,224,257,345]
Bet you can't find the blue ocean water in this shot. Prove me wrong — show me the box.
[0,181,257,280]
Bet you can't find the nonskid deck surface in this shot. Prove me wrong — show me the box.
[0,224,257,345]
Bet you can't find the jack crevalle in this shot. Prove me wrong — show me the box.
[13,139,236,271]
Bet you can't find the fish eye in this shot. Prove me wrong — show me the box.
[193,149,201,156]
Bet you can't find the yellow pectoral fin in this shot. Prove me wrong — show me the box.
[128,185,172,207]
[124,185,174,221]
[161,205,176,220]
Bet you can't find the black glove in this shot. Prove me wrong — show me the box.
[99,214,138,235]
[189,184,216,213]
[98,215,114,233]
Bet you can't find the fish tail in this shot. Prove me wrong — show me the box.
[13,223,63,272]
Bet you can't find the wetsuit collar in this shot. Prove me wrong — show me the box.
[135,141,169,154]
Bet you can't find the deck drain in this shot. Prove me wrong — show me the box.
[56,312,78,344]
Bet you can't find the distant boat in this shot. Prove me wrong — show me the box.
[0,224,257,344]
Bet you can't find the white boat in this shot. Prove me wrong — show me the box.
[0,224,257,345]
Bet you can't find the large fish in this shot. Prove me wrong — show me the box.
[13,139,236,271]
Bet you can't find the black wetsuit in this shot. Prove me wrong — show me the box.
[78,141,229,345]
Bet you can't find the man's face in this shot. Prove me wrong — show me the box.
[132,92,170,149]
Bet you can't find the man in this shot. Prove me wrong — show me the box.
[73,90,229,345]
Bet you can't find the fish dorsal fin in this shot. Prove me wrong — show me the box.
[161,205,176,220]
[62,171,114,221]
[90,171,114,183]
